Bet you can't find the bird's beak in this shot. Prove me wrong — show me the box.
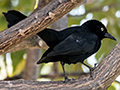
[104,32,116,41]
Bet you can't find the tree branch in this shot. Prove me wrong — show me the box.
[1,0,96,54]
[2,35,48,54]
[0,0,84,55]
[1,42,120,89]
[31,0,53,14]
[2,0,53,54]
[21,0,51,81]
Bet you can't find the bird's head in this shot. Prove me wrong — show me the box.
[83,19,116,41]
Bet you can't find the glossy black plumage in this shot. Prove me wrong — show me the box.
[2,10,27,28]
[3,10,116,82]
[38,20,116,82]
[37,20,116,64]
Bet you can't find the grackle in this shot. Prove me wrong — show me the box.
[3,10,116,82]
[37,20,116,82]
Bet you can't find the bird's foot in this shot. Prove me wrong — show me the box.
[90,67,94,79]
[90,63,98,79]
[93,63,98,69]
[64,77,74,83]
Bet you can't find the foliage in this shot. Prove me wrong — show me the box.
[0,0,35,78]
[0,0,120,89]
[11,50,26,72]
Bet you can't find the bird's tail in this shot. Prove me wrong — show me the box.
[2,10,27,28]
[3,10,59,47]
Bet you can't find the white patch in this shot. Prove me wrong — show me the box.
[58,0,62,3]
[71,0,76,2]
[7,81,13,86]
[45,12,55,20]
[38,40,43,47]
[101,27,104,31]
[76,39,80,43]
[35,15,38,19]
[19,29,25,36]
[49,12,55,18]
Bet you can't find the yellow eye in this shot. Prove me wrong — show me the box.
[101,27,104,31]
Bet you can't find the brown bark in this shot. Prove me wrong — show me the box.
[31,0,53,14]
[0,0,118,89]
[51,15,68,30]
[2,35,48,54]
[22,0,53,81]
[22,49,41,80]
[1,0,96,54]
[2,0,53,54]
[2,42,120,89]
[0,0,84,55]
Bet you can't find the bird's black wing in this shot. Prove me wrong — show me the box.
[37,27,81,47]
[2,10,61,47]
[37,28,61,47]
[47,32,98,57]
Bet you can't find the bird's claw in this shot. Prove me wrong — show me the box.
[64,78,74,83]
[94,63,98,68]
[90,68,94,79]
[90,63,98,79]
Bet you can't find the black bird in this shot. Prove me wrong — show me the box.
[3,10,116,82]
[37,20,116,82]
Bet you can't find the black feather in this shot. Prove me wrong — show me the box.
[3,10,116,82]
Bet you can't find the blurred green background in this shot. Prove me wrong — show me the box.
[0,0,120,90]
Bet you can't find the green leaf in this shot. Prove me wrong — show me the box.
[13,59,25,76]
[11,50,26,72]
[107,85,116,90]
[68,16,85,26]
